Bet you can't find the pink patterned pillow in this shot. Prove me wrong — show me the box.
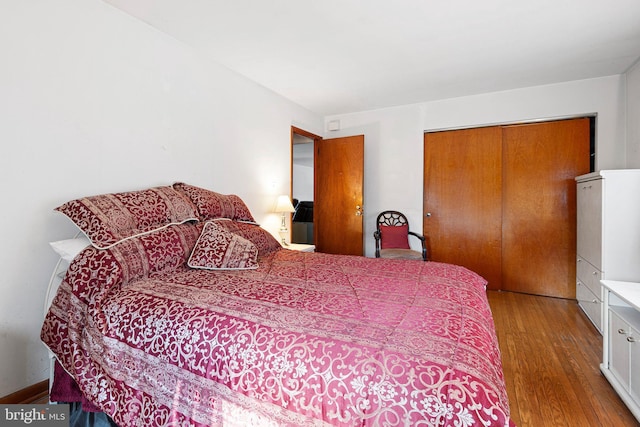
[55,186,198,249]
[173,182,256,223]
[211,218,282,256]
[380,225,410,249]
[188,221,258,270]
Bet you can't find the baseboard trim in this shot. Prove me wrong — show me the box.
[0,380,49,404]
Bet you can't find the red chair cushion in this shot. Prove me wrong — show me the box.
[380,225,410,249]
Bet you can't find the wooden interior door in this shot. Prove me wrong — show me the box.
[314,135,364,255]
[501,118,591,298]
[423,127,504,290]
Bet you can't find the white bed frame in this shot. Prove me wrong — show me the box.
[44,233,83,396]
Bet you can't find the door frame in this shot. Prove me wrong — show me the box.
[290,126,322,243]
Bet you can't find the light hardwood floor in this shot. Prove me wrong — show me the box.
[488,290,639,426]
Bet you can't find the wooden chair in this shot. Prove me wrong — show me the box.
[374,211,427,261]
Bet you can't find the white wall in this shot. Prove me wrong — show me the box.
[292,142,314,201]
[323,106,424,256]
[325,75,628,257]
[292,164,314,202]
[0,0,322,396]
[628,60,640,168]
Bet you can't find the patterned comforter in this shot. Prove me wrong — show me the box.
[42,223,513,426]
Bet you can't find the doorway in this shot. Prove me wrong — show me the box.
[290,127,365,255]
[291,127,318,245]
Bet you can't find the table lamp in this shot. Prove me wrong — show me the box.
[274,195,295,245]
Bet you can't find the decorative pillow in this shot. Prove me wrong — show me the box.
[173,182,256,223]
[55,186,198,249]
[49,236,91,262]
[57,221,201,307]
[210,218,282,257]
[111,221,202,280]
[380,224,410,249]
[188,221,258,270]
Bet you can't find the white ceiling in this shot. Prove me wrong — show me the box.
[104,0,640,116]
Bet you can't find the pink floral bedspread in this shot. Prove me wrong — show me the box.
[42,225,513,426]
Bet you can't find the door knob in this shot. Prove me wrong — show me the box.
[355,205,363,216]
[425,212,432,217]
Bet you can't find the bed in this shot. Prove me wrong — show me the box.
[41,183,514,426]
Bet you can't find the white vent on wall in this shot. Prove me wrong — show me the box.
[327,120,340,131]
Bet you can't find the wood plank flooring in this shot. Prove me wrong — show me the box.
[488,290,639,426]
[0,379,48,404]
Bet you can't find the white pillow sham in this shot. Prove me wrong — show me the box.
[49,236,91,262]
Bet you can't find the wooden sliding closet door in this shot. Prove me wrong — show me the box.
[501,119,591,298]
[423,127,504,290]
[424,118,591,297]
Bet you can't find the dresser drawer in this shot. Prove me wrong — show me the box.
[577,256,602,298]
[576,281,602,332]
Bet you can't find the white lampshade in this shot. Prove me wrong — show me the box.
[274,195,295,213]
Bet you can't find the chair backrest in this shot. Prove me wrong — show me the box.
[376,211,410,249]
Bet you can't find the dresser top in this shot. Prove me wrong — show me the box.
[601,280,640,311]
[576,169,640,182]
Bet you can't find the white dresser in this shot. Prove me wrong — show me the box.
[576,170,640,333]
[601,280,640,422]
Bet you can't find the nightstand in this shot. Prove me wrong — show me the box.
[285,243,315,252]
